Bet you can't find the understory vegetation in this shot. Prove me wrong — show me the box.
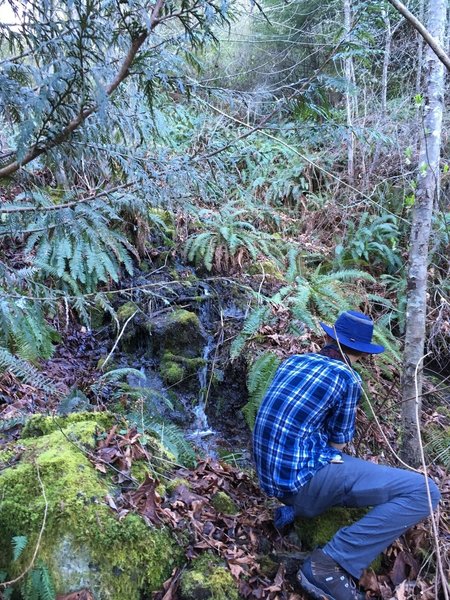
[0,0,449,598]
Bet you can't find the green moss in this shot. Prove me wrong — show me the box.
[180,553,239,600]
[163,310,204,357]
[160,358,185,385]
[160,351,205,387]
[0,417,182,599]
[247,261,283,278]
[21,412,113,439]
[165,478,191,494]
[211,491,239,515]
[168,309,199,327]
[294,506,368,549]
[294,507,384,572]
[130,460,152,484]
[117,301,139,322]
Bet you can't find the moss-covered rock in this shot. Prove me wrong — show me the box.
[116,301,139,322]
[160,351,205,388]
[210,491,239,515]
[21,412,113,439]
[294,506,367,549]
[0,415,182,600]
[153,310,205,358]
[246,261,283,278]
[180,552,239,600]
[293,506,383,571]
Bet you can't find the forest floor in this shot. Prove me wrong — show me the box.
[1,314,449,600]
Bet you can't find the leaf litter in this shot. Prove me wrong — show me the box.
[89,426,450,600]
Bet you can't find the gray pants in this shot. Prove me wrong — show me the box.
[279,454,440,579]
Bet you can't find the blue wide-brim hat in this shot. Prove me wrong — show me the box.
[320,310,385,354]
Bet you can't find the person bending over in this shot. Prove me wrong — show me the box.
[253,310,440,600]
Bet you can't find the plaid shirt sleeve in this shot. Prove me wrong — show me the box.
[324,377,361,444]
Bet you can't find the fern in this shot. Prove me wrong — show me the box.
[231,266,375,358]
[127,407,196,467]
[21,564,55,600]
[184,203,284,273]
[426,427,450,469]
[0,347,57,392]
[12,535,28,561]
[0,295,58,361]
[57,389,92,415]
[230,306,270,359]
[242,352,281,429]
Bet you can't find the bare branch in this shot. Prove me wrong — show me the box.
[386,0,450,72]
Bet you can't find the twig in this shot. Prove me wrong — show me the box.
[0,181,135,214]
[0,462,48,589]
[333,328,421,472]
[101,310,138,370]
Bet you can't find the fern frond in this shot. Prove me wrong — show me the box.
[426,427,450,469]
[243,352,281,429]
[12,535,28,561]
[0,347,56,392]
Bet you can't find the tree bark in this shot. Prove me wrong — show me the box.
[400,0,447,466]
[343,0,355,184]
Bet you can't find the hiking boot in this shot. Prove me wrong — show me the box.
[297,548,365,600]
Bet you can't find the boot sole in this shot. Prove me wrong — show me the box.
[297,570,336,600]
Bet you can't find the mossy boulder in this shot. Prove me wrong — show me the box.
[293,506,382,571]
[0,414,182,600]
[246,261,283,278]
[151,309,205,358]
[294,506,367,549]
[179,552,239,600]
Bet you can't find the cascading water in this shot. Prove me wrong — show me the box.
[186,284,217,450]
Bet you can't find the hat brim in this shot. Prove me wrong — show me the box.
[320,322,385,354]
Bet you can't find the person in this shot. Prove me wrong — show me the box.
[253,310,440,600]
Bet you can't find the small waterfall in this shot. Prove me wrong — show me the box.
[186,285,216,444]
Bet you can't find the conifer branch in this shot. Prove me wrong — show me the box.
[0,181,135,214]
[0,0,166,178]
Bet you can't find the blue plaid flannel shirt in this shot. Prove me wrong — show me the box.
[253,353,362,497]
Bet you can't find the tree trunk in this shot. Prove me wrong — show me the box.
[400,0,447,465]
[381,10,392,116]
[343,0,355,184]
[415,0,425,96]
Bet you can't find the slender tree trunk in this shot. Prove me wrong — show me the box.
[381,10,392,116]
[415,0,425,96]
[401,0,447,465]
[344,0,355,183]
